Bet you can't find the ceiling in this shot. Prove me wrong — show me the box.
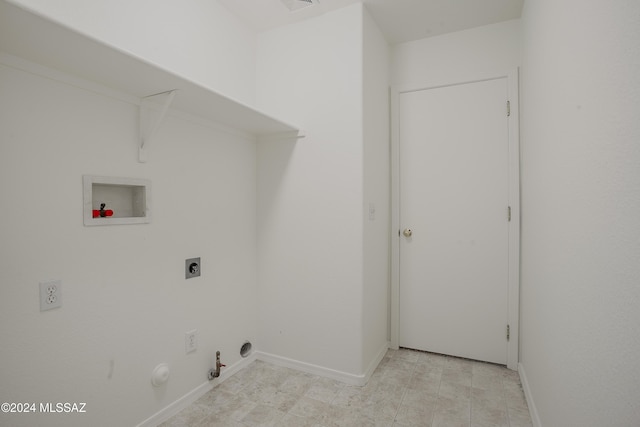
[216,0,524,45]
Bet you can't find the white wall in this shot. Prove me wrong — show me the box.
[0,41,258,427]
[362,6,390,373]
[256,4,366,377]
[519,0,640,425]
[7,0,256,104]
[0,4,261,424]
[391,19,521,89]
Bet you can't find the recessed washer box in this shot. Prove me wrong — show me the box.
[83,175,151,226]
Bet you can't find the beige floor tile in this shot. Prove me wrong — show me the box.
[359,397,403,420]
[505,388,529,412]
[289,396,331,421]
[158,403,211,427]
[331,407,392,427]
[196,413,247,427]
[394,402,435,426]
[332,386,368,410]
[471,404,508,427]
[216,394,258,421]
[360,384,405,420]
[433,396,470,427]
[214,375,247,395]
[402,388,438,409]
[368,368,386,384]
[471,372,504,392]
[240,403,286,427]
[380,367,414,387]
[418,352,448,369]
[279,413,320,427]
[432,413,470,427]
[409,369,442,395]
[163,351,533,427]
[313,402,350,427]
[260,388,301,412]
[434,395,471,420]
[438,381,471,401]
[501,368,522,383]
[238,382,278,403]
[441,368,472,387]
[305,376,345,403]
[472,361,507,377]
[278,372,316,395]
[394,348,422,363]
[195,389,235,408]
[471,387,507,411]
[508,406,534,427]
[385,357,418,372]
[445,356,474,374]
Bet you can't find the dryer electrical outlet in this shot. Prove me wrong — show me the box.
[40,280,62,311]
[185,257,201,279]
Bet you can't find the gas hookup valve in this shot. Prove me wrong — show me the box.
[207,351,226,380]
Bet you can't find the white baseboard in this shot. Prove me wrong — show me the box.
[136,345,390,426]
[135,353,256,427]
[519,362,542,427]
[362,341,391,383]
[255,351,366,386]
[256,344,389,387]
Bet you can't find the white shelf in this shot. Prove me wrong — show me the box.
[0,0,301,138]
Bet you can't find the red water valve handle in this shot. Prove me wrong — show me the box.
[92,209,114,218]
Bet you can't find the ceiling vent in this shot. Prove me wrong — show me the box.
[280,0,320,12]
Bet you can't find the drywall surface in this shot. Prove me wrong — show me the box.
[256,4,365,376]
[6,0,256,104]
[519,0,640,425]
[362,6,391,372]
[391,19,521,89]
[0,61,258,426]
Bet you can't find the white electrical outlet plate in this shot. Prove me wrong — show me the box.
[39,280,62,311]
[185,330,198,354]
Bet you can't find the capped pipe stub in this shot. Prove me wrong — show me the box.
[151,363,170,387]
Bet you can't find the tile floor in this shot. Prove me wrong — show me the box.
[160,348,533,427]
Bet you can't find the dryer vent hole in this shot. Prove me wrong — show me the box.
[240,341,252,358]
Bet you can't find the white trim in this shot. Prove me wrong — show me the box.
[135,346,388,426]
[506,68,521,370]
[519,362,542,427]
[136,381,211,427]
[390,88,401,351]
[135,353,256,427]
[363,341,391,383]
[390,69,521,369]
[393,69,517,96]
[256,351,369,386]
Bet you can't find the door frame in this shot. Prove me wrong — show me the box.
[390,69,521,370]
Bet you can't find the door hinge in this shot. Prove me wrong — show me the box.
[508,206,511,222]
[507,324,510,341]
[507,100,511,117]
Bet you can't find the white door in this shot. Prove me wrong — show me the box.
[398,78,510,365]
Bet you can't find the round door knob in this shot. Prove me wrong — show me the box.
[403,228,413,237]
